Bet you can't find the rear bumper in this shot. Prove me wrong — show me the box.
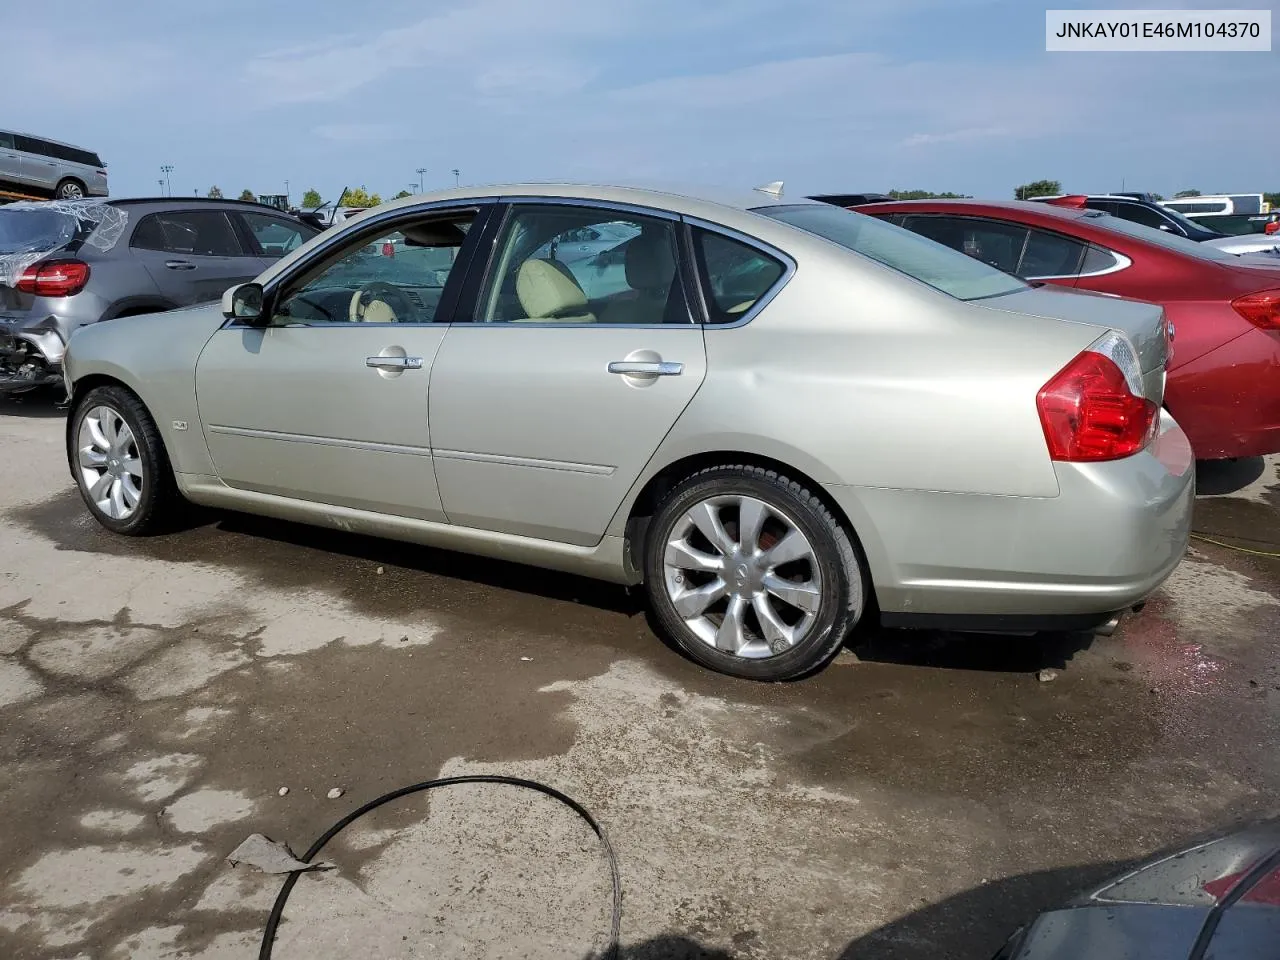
[824,411,1194,622]
[0,329,65,392]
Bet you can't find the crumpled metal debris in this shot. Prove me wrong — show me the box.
[226,833,335,874]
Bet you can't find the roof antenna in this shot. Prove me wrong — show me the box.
[754,180,784,199]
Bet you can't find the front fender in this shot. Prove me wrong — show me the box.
[65,305,225,476]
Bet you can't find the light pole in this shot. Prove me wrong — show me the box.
[157,179,165,195]
[415,168,427,193]
[160,165,173,197]
[452,168,460,187]
[284,179,290,205]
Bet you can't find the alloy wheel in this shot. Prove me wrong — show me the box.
[76,405,144,520]
[662,495,823,659]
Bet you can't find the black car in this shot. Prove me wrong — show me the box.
[1030,194,1227,242]
[996,820,1280,959]
[807,192,897,207]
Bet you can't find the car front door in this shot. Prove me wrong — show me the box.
[129,209,264,304]
[428,201,708,546]
[194,203,489,519]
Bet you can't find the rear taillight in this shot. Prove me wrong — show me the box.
[1231,289,1280,331]
[1265,222,1278,236]
[15,260,91,297]
[1037,331,1158,462]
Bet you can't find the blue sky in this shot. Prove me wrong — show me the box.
[9,0,1277,204]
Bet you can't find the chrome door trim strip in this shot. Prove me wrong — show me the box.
[431,448,615,475]
[207,424,432,457]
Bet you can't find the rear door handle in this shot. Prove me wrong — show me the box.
[164,260,197,270]
[366,356,424,370]
[608,361,683,376]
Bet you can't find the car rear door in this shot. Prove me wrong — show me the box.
[0,132,33,188]
[427,200,707,546]
[128,209,263,304]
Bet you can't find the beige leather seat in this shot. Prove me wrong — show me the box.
[514,258,596,323]
[600,231,676,324]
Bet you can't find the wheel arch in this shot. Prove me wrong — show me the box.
[620,449,882,604]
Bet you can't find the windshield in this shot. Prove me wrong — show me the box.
[756,203,1027,301]
[1085,212,1240,263]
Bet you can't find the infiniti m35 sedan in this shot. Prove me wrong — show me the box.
[61,183,1193,680]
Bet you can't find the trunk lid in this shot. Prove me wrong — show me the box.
[981,284,1168,404]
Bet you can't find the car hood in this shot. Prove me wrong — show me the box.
[978,284,1167,401]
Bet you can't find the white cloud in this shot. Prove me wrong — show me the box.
[902,126,1012,147]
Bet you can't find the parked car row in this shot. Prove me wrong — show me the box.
[0,197,318,392]
[846,195,1280,461]
[55,182,1197,681]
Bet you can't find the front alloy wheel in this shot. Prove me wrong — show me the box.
[69,384,180,535]
[76,405,144,520]
[645,465,867,681]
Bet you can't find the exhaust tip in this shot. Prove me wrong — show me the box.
[1095,614,1123,637]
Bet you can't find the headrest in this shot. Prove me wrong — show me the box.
[624,231,676,291]
[516,258,588,319]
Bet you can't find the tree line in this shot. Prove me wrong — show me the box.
[203,186,413,207]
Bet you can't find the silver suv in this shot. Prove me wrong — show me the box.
[0,197,319,393]
[0,130,109,200]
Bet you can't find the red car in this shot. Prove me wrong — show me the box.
[851,198,1280,460]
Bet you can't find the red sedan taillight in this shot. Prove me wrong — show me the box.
[1231,289,1280,331]
[15,260,91,297]
[1037,332,1158,462]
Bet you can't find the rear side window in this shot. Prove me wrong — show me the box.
[904,215,1027,274]
[1080,244,1125,276]
[693,229,786,323]
[131,211,244,257]
[12,135,100,167]
[759,203,1026,301]
[1019,228,1086,278]
[0,132,13,150]
[238,212,316,258]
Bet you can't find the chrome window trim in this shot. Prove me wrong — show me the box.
[682,215,796,330]
[1076,249,1133,279]
[221,197,499,330]
[500,195,681,221]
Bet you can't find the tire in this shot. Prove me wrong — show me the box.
[54,178,86,200]
[67,385,181,535]
[644,464,867,681]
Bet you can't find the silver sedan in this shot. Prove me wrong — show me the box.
[61,183,1193,680]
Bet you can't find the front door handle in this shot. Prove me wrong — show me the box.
[607,360,683,376]
[366,356,424,370]
[164,260,197,270]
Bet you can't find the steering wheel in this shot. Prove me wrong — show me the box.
[348,282,415,323]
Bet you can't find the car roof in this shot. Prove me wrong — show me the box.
[1,129,97,152]
[372,181,820,219]
[855,198,1094,222]
[104,197,301,214]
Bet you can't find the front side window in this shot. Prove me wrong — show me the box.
[759,204,1026,301]
[130,211,243,257]
[0,132,14,150]
[1112,202,1172,231]
[240,212,315,258]
[694,229,785,323]
[269,212,474,325]
[478,205,689,325]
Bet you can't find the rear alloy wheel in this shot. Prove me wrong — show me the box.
[69,385,180,535]
[645,465,866,681]
[55,179,85,200]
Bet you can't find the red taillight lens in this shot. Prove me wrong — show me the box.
[381,241,395,257]
[1037,344,1158,462]
[1232,289,1280,331]
[15,260,91,297]
[1265,221,1279,235]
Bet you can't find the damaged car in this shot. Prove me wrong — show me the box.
[0,197,319,394]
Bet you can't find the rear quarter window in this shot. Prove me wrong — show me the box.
[693,229,786,324]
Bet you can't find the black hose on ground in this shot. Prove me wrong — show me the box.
[258,775,622,960]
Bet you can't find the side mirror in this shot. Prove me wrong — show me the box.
[222,282,265,324]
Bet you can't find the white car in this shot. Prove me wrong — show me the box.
[1202,234,1280,258]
